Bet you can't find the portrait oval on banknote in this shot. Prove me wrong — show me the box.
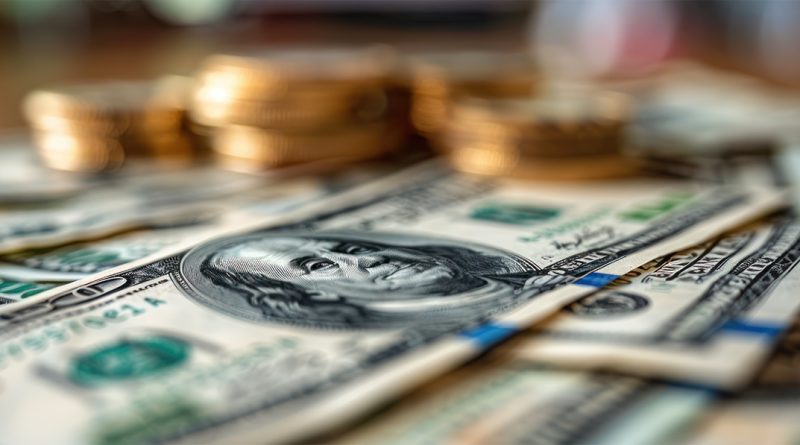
[177,231,539,329]
[567,291,649,317]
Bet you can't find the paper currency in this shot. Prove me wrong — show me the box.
[332,355,711,445]
[0,218,223,306]
[0,162,782,444]
[614,62,800,154]
[571,62,795,185]
[511,211,800,389]
[0,276,55,304]
[0,134,400,257]
[0,174,344,302]
[0,134,93,204]
[682,395,800,445]
[0,164,266,254]
[677,318,800,445]
[0,162,393,306]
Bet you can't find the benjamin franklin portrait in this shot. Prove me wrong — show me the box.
[177,231,543,329]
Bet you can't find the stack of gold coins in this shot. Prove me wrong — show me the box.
[23,77,199,173]
[192,47,402,173]
[408,52,539,138]
[436,91,637,180]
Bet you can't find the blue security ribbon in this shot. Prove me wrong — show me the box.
[719,319,783,339]
[460,323,518,348]
[574,273,618,288]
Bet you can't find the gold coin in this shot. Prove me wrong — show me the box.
[28,108,186,139]
[440,122,625,157]
[192,47,391,129]
[33,129,201,173]
[192,88,387,129]
[195,47,390,100]
[447,144,637,180]
[437,91,634,157]
[449,91,633,127]
[32,131,126,173]
[212,123,388,172]
[194,75,382,107]
[408,51,539,135]
[24,77,203,171]
[23,79,187,134]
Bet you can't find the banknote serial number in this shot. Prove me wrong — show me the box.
[0,298,167,369]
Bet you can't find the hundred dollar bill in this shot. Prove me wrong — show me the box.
[332,353,711,445]
[675,317,800,445]
[0,163,271,254]
[583,62,796,185]
[681,394,800,445]
[511,211,800,389]
[0,216,221,282]
[0,276,56,304]
[610,62,800,154]
[0,146,395,256]
[0,162,783,443]
[0,177,339,301]
[0,164,394,305]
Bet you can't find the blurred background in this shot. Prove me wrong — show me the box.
[0,0,528,130]
[2,0,799,131]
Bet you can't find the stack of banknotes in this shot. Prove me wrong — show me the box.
[2,63,800,444]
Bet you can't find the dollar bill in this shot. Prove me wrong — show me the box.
[0,219,224,308]
[0,175,346,302]
[0,161,397,306]
[0,140,402,256]
[331,353,711,445]
[577,62,795,185]
[511,211,800,389]
[0,215,219,278]
[681,395,800,445]
[0,165,265,254]
[0,134,94,204]
[0,162,783,443]
[677,318,800,445]
[0,276,56,304]
[609,62,800,155]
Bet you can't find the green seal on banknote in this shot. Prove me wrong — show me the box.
[70,336,190,386]
[470,203,560,225]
